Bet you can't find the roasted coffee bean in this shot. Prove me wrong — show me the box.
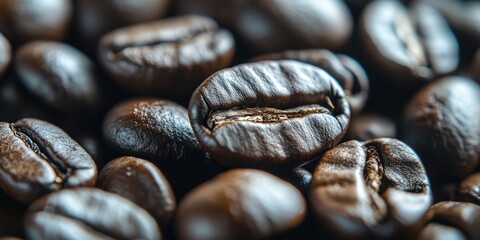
[15,41,100,114]
[252,49,369,114]
[457,172,480,205]
[361,1,458,88]
[0,33,11,79]
[345,114,396,141]
[275,168,312,196]
[0,0,72,44]
[97,156,176,226]
[0,118,97,203]
[189,60,350,169]
[402,76,480,184]
[25,188,161,240]
[309,138,432,239]
[98,15,235,96]
[103,98,204,164]
[75,0,170,52]
[176,169,306,240]
[416,201,480,240]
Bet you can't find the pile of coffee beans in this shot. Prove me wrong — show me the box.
[0,0,479,239]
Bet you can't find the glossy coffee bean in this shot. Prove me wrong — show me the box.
[0,0,72,44]
[457,172,480,205]
[176,169,306,240]
[98,15,235,96]
[97,156,176,226]
[75,0,171,52]
[345,114,396,141]
[0,33,11,79]
[310,138,432,239]
[25,188,161,240]
[252,49,369,114]
[0,118,97,203]
[416,201,480,240]
[361,1,458,88]
[402,76,480,183]
[15,41,100,114]
[103,98,203,163]
[189,60,350,169]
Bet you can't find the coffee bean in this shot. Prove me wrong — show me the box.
[189,60,350,169]
[15,41,100,114]
[176,169,306,240]
[252,49,369,114]
[361,1,458,88]
[345,114,397,141]
[415,223,466,240]
[457,172,480,205]
[309,138,432,239]
[98,15,235,96]
[103,98,204,164]
[0,118,97,203]
[97,156,176,226]
[402,76,480,183]
[0,0,72,44]
[0,33,11,79]
[274,168,312,196]
[25,188,161,240]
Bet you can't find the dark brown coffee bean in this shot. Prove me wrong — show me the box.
[98,15,235,96]
[345,114,397,141]
[457,173,480,205]
[97,156,176,226]
[361,1,458,88]
[275,168,312,196]
[176,169,306,240]
[0,0,72,44]
[25,188,161,240]
[0,118,97,203]
[15,41,100,114]
[309,138,432,239]
[416,223,466,240]
[0,33,11,79]
[402,76,480,183]
[252,49,369,114]
[189,60,350,169]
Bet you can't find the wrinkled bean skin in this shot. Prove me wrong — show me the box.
[25,188,162,240]
[97,156,176,226]
[309,138,432,239]
[0,118,97,204]
[252,49,369,115]
[457,173,480,205]
[402,76,480,184]
[176,169,306,240]
[103,98,204,164]
[98,15,235,96]
[0,33,11,79]
[15,41,100,114]
[0,0,72,44]
[361,1,458,89]
[189,60,350,169]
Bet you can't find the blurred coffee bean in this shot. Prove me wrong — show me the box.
[361,1,458,89]
[0,118,97,203]
[103,98,204,164]
[0,0,72,44]
[252,49,369,114]
[402,76,480,184]
[189,60,350,169]
[345,114,397,141]
[97,156,176,226]
[0,33,11,79]
[457,172,480,205]
[274,168,312,196]
[176,169,306,240]
[415,223,466,240]
[15,41,100,114]
[310,138,432,239]
[98,15,235,98]
[25,188,161,240]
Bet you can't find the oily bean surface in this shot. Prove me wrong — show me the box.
[309,138,431,239]
[176,169,306,240]
[25,188,161,240]
[189,60,350,169]
[0,118,97,203]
